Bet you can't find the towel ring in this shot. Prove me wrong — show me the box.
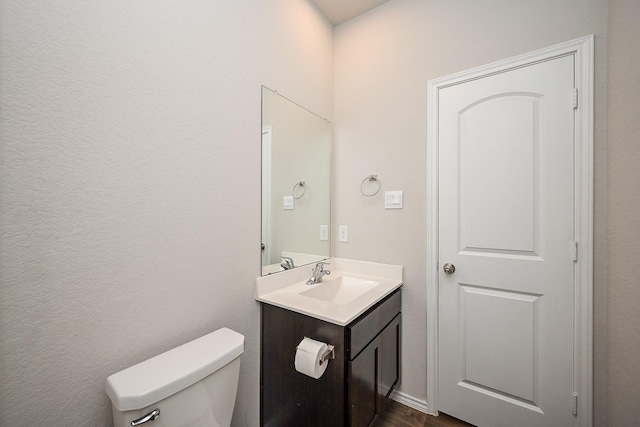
[292,181,306,199]
[360,175,381,197]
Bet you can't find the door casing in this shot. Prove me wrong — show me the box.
[426,36,594,426]
[262,125,273,267]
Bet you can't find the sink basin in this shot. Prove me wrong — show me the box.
[255,258,403,325]
[300,276,379,305]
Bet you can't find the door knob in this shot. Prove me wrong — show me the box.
[443,263,456,274]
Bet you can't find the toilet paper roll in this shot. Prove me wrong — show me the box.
[294,337,329,379]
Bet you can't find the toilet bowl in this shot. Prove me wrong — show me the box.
[106,327,244,427]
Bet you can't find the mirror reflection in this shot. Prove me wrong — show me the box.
[261,87,331,275]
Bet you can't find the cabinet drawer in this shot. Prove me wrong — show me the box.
[347,289,401,360]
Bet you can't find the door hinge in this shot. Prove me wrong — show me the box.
[572,241,579,262]
[573,88,579,109]
[572,392,578,415]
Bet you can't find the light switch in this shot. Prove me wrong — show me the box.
[320,225,329,241]
[339,226,348,242]
[385,191,403,209]
[283,196,294,210]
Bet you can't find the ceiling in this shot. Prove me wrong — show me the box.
[311,0,390,26]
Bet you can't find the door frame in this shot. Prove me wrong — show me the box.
[426,36,594,426]
[262,125,273,267]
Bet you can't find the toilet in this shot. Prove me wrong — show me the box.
[106,327,244,427]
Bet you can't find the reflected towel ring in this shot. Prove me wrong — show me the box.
[292,181,306,199]
[360,175,381,197]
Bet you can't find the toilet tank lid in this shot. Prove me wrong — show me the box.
[105,327,244,411]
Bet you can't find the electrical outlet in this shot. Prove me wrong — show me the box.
[339,226,349,242]
[320,225,329,241]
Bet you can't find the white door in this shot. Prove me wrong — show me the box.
[438,55,576,426]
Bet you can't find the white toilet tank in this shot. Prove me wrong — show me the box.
[106,327,244,427]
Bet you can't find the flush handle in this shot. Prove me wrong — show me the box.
[131,409,160,426]
[443,263,456,274]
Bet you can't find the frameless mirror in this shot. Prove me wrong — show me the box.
[261,86,331,275]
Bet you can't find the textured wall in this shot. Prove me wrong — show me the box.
[5,0,637,425]
[0,1,332,426]
[332,0,607,417]
[606,0,640,425]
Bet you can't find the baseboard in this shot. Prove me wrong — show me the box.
[389,390,434,415]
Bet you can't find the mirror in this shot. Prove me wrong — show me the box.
[261,86,331,275]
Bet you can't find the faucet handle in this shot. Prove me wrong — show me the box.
[312,261,330,273]
[306,261,331,285]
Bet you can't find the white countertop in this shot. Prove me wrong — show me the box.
[255,258,403,326]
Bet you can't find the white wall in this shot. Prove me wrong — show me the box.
[4,0,639,425]
[0,1,332,425]
[333,0,608,419]
[606,0,640,425]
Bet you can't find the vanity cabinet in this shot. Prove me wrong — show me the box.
[347,295,401,427]
[260,288,401,427]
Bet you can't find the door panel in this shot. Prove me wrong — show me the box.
[348,340,378,427]
[438,55,575,426]
[380,315,401,398]
[459,94,540,255]
[461,285,539,403]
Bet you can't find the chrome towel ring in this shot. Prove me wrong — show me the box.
[292,181,306,199]
[360,175,381,197]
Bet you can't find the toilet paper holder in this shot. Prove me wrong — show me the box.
[303,337,335,366]
[319,344,335,366]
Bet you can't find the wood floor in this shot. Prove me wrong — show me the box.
[374,400,475,427]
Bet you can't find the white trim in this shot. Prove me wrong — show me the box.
[426,36,594,426]
[261,125,273,267]
[572,35,594,427]
[390,390,432,415]
[426,70,440,415]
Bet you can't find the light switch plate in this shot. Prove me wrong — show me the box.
[385,191,403,209]
[283,196,294,210]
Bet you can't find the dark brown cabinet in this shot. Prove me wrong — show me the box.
[261,288,401,427]
[348,312,401,427]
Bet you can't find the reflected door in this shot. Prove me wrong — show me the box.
[262,125,272,266]
[438,55,575,426]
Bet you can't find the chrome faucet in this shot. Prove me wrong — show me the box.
[306,262,331,285]
[280,256,295,270]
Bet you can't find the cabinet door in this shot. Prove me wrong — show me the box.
[348,314,401,427]
[380,314,401,398]
[348,336,380,427]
